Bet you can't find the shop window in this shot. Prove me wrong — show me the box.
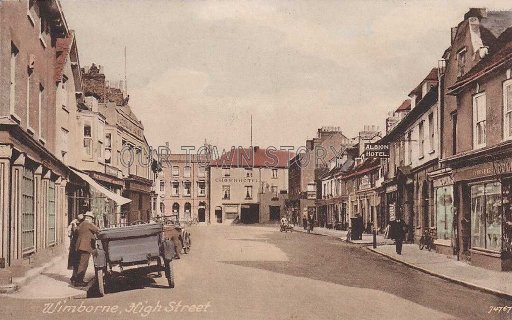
[245,186,253,199]
[473,93,486,149]
[83,124,92,156]
[435,186,454,240]
[471,182,501,251]
[22,168,35,254]
[47,181,56,245]
[272,169,278,179]
[457,48,466,78]
[418,121,425,158]
[503,80,512,140]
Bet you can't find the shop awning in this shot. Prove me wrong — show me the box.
[70,168,131,206]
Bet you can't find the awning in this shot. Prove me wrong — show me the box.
[70,168,131,206]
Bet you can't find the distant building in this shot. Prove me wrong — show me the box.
[209,147,291,224]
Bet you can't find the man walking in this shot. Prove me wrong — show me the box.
[74,211,99,287]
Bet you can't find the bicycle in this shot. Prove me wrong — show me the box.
[419,228,435,251]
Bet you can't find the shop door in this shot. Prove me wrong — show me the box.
[269,206,280,221]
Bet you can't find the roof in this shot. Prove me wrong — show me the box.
[481,10,512,38]
[408,68,438,97]
[340,158,380,180]
[381,85,438,143]
[210,147,293,168]
[55,35,73,83]
[449,26,512,94]
[395,99,411,113]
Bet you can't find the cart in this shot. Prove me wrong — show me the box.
[92,222,176,296]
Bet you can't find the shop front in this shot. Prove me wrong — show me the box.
[452,157,512,271]
[429,168,456,256]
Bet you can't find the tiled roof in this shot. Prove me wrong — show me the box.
[340,158,380,180]
[408,68,438,97]
[210,147,293,168]
[449,26,512,93]
[55,35,73,83]
[481,10,512,38]
[395,99,411,112]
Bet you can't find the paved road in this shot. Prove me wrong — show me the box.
[0,225,510,319]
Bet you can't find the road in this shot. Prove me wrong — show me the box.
[1,225,510,320]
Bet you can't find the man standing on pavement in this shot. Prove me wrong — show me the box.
[391,217,407,255]
[74,211,99,287]
[68,213,84,283]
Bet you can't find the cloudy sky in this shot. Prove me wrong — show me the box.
[61,0,511,151]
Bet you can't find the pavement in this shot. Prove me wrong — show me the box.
[295,225,512,299]
[292,225,395,245]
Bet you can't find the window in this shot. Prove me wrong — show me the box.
[271,186,278,199]
[198,181,206,196]
[428,113,435,152]
[172,203,180,215]
[38,84,44,138]
[457,48,466,78]
[83,123,92,156]
[223,167,230,177]
[407,131,412,165]
[172,166,179,177]
[21,168,35,253]
[26,69,32,128]
[272,169,278,179]
[105,133,112,164]
[160,181,165,192]
[503,80,512,139]
[184,166,191,178]
[471,182,501,251]
[198,166,206,178]
[222,185,230,200]
[61,77,69,108]
[436,186,454,241]
[245,186,253,199]
[183,181,191,196]
[60,127,69,162]
[97,141,103,162]
[47,181,56,246]
[171,181,179,196]
[245,168,253,177]
[473,93,486,148]
[418,121,424,158]
[10,43,18,116]
[159,202,165,214]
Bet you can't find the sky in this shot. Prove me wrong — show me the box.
[60,0,512,151]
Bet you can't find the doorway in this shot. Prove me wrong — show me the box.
[215,207,222,223]
[269,206,280,221]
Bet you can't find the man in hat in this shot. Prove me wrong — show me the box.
[74,211,99,286]
[68,213,84,283]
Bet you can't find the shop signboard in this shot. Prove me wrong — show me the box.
[364,143,389,158]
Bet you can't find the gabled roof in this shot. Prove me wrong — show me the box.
[408,68,438,97]
[341,158,380,180]
[395,99,411,113]
[210,147,293,168]
[449,26,512,94]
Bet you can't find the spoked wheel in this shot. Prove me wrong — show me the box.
[95,267,106,296]
[164,260,175,288]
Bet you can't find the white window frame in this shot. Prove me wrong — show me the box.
[428,112,435,152]
[473,92,487,149]
[418,121,425,159]
[503,80,512,140]
[171,181,179,196]
[38,83,44,139]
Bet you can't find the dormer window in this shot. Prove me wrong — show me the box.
[457,48,467,78]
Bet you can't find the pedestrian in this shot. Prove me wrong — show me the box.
[74,211,99,287]
[164,223,183,259]
[302,213,307,230]
[307,214,314,232]
[68,213,84,283]
[391,217,407,255]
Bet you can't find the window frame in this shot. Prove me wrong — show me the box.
[473,92,487,149]
[418,120,425,159]
[503,79,512,140]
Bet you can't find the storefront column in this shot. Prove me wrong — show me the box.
[0,145,12,267]
[41,169,51,248]
[56,178,67,246]
[11,153,25,262]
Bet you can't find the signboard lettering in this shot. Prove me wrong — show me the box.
[364,143,389,158]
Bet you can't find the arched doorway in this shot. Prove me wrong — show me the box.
[172,203,180,221]
[198,201,206,222]
[184,202,191,221]
[215,206,222,223]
